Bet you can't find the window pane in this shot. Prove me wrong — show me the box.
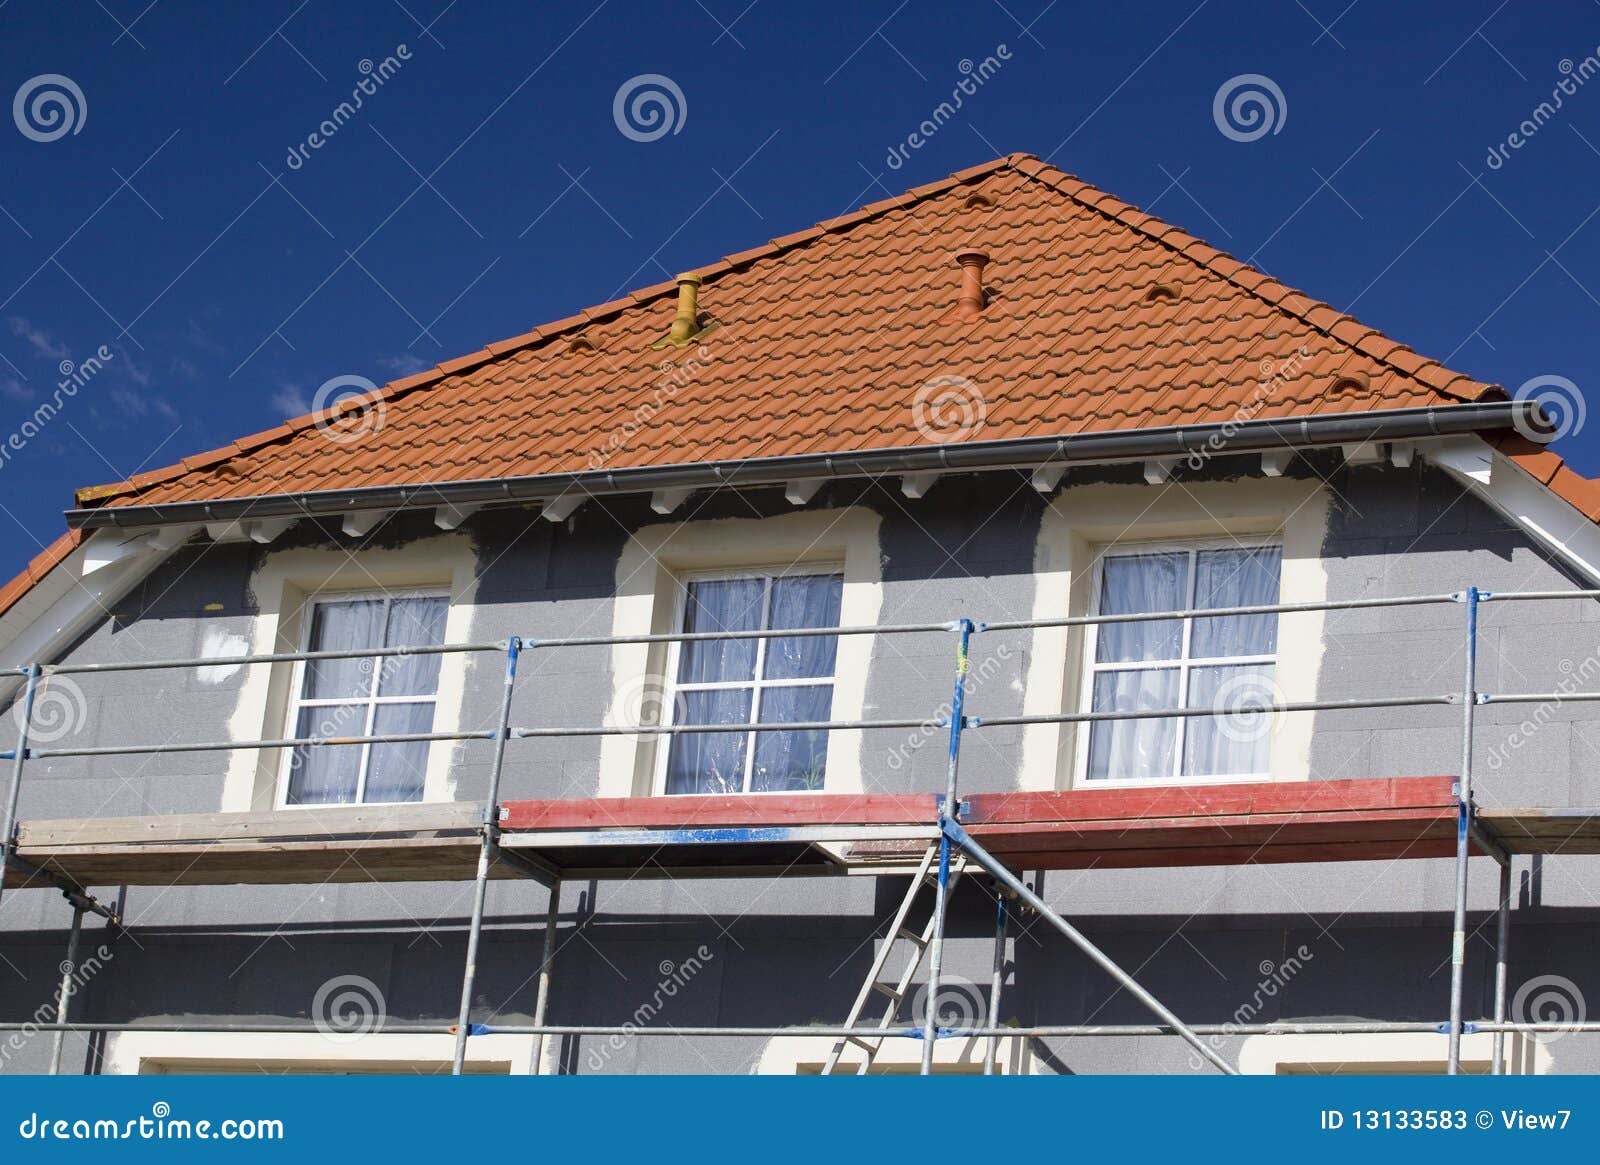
[1085,668,1179,781]
[364,703,434,802]
[303,600,384,699]
[751,684,833,791]
[665,688,753,794]
[764,575,843,680]
[1183,663,1275,777]
[285,704,364,804]
[678,578,765,684]
[1191,547,1281,658]
[1095,553,1188,663]
[378,596,449,696]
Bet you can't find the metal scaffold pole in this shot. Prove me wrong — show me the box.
[1492,856,1512,1074]
[531,879,560,1075]
[0,664,40,915]
[920,618,973,1076]
[983,892,1007,1076]
[1447,587,1480,1076]
[48,904,84,1075]
[453,637,522,1075]
[943,817,1238,1075]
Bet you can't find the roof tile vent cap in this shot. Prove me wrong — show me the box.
[943,249,990,322]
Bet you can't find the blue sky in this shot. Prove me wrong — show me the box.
[1,0,1598,580]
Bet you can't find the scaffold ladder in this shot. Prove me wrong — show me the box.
[820,843,967,1074]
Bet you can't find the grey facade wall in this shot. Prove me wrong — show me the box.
[3,455,1599,1074]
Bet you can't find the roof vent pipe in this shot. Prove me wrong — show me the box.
[946,249,989,321]
[654,272,718,349]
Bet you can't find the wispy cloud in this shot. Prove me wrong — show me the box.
[271,384,312,416]
[376,352,430,378]
[6,316,69,362]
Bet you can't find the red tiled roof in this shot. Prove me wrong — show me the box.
[75,151,1499,513]
[6,152,1591,624]
[0,530,83,621]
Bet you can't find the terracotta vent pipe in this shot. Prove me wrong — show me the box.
[944,249,989,322]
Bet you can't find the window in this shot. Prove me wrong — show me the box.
[281,591,449,805]
[659,571,844,794]
[1081,543,1281,783]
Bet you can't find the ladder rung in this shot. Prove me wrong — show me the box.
[897,926,928,947]
[871,982,902,1002]
[846,1035,876,1049]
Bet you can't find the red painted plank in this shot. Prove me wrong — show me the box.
[500,792,939,831]
[964,776,1457,826]
[968,807,1454,843]
[993,838,1463,870]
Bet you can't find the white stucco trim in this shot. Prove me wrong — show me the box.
[218,536,481,812]
[754,1032,1029,1074]
[1429,436,1600,586]
[1019,478,1331,791]
[597,507,882,798]
[1238,1030,1549,1075]
[102,1029,535,1074]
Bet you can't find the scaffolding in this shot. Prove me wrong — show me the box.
[3,584,1600,1076]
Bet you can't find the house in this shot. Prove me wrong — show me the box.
[1,151,1597,1075]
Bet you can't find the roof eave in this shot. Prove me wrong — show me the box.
[63,401,1534,531]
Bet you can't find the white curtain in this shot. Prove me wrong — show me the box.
[666,574,841,794]
[287,595,446,805]
[1087,548,1280,781]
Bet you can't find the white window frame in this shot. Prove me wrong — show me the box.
[275,586,451,809]
[102,1030,538,1075]
[651,564,845,796]
[1074,536,1282,788]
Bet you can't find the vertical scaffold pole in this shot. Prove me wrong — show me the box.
[1491,857,1512,1074]
[453,637,522,1076]
[921,618,974,1076]
[983,892,1007,1076]
[1447,586,1480,1076]
[531,879,560,1075]
[48,904,84,1075]
[0,665,41,916]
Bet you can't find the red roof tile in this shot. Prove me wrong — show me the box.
[0,530,84,621]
